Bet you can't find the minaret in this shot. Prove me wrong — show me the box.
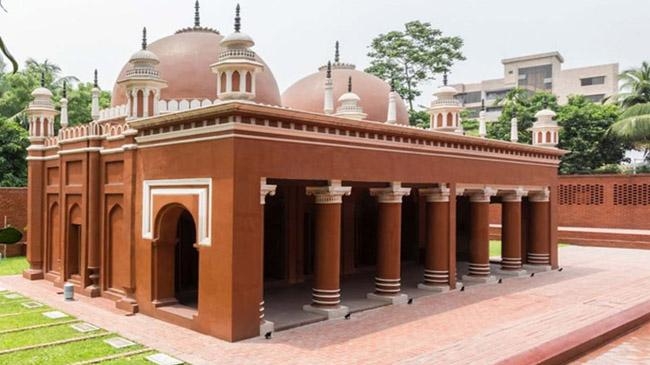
[510,112,519,143]
[91,70,100,121]
[429,72,462,134]
[386,80,398,124]
[532,107,559,147]
[60,81,69,128]
[26,72,58,141]
[478,99,487,138]
[335,77,367,120]
[194,0,200,27]
[117,27,167,120]
[324,61,334,114]
[211,4,264,101]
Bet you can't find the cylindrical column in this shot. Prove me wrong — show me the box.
[500,189,525,272]
[419,186,450,290]
[461,188,496,282]
[368,183,411,303]
[85,149,101,296]
[528,189,551,265]
[259,178,276,335]
[304,181,351,318]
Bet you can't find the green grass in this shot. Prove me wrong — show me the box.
[0,309,72,331]
[0,323,105,350]
[0,334,145,365]
[0,256,28,276]
[100,350,160,364]
[0,299,44,315]
[489,241,570,257]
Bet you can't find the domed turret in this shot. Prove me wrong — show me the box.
[334,77,367,120]
[429,73,462,134]
[532,107,559,147]
[210,4,264,101]
[282,42,409,124]
[27,72,58,141]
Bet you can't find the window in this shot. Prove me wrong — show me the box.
[584,94,605,102]
[455,91,481,105]
[518,64,552,90]
[581,76,605,86]
[486,89,513,101]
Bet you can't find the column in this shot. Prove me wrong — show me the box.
[23,154,45,280]
[125,91,132,118]
[367,182,411,304]
[303,180,352,319]
[259,178,276,335]
[419,185,452,292]
[462,188,497,284]
[526,188,551,269]
[497,188,527,276]
[143,88,150,117]
[303,180,351,319]
[84,148,101,297]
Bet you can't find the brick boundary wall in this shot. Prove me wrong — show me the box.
[489,174,650,249]
[0,188,27,257]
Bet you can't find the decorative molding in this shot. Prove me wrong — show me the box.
[420,184,450,202]
[462,187,497,203]
[498,187,527,202]
[528,187,550,202]
[260,177,277,205]
[142,178,212,246]
[306,180,352,204]
[370,182,411,203]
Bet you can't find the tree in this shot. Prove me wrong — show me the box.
[365,20,465,114]
[557,95,628,174]
[612,61,650,108]
[487,88,558,144]
[0,118,28,186]
[609,103,650,156]
[60,82,111,126]
[0,1,19,73]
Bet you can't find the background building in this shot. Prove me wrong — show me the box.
[452,52,618,118]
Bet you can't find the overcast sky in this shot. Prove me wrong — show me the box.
[1,0,647,108]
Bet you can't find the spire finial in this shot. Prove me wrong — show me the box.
[142,27,147,50]
[194,0,200,27]
[326,61,332,79]
[93,69,98,88]
[335,41,340,63]
[63,81,67,98]
[443,72,448,86]
[40,71,45,87]
[348,76,352,93]
[234,4,241,32]
[481,98,485,111]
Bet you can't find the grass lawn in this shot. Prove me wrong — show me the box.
[0,289,188,364]
[0,256,29,276]
[489,241,570,257]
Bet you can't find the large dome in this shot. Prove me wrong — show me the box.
[282,65,409,124]
[111,30,281,106]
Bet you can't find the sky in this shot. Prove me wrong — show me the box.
[1,0,648,108]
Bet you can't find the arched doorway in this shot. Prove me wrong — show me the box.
[152,205,199,308]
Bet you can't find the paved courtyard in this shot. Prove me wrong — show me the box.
[2,245,650,365]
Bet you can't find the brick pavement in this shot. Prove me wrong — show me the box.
[2,245,650,365]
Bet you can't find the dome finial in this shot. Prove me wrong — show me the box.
[63,81,67,98]
[481,98,485,111]
[194,0,200,27]
[142,27,147,50]
[326,61,332,79]
[443,72,448,86]
[335,41,340,63]
[40,71,45,87]
[234,4,241,32]
[93,69,98,88]
[348,76,352,93]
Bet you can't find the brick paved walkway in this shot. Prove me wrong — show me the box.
[2,245,650,365]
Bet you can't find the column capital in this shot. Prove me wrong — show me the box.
[499,187,527,202]
[528,187,550,202]
[462,187,497,203]
[306,180,351,204]
[260,177,277,205]
[420,184,450,202]
[370,182,411,204]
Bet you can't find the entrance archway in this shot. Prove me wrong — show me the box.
[152,204,199,308]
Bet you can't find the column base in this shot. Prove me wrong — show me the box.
[417,283,450,293]
[461,275,497,284]
[260,320,274,337]
[302,304,349,319]
[366,292,409,305]
[22,269,44,280]
[496,269,528,277]
[116,298,139,314]
[523,264,552,272]
[83,285,101,298]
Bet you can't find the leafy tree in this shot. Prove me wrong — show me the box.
[0,227,22,244]
[365,20,465,112]
[611,61,650,107]
[60,82,111,126]
[0,118,28,186]
[609,103,650,155]
[0,1,18,73]
[460,109,479,137]
[487,88,558,144]
[557,95,628,174]
[408,109,429,128]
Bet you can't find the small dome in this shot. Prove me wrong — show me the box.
[283,67,409,124]
[435,85,458,96]
[338,92,360,102]
[221,32,254,47]
[32,87,53,97]
[129,49,160,64]
[535,109,556,118]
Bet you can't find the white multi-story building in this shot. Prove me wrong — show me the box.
[451,52,618,119]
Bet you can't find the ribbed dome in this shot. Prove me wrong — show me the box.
[111,30,281,106]
[129,49,160,64]
[32,87,53,97]
[282,67,409,124]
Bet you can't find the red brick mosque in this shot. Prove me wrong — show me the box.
[23,3,563,342]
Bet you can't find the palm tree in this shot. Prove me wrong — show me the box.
[609,103,650,157]
[611,62,650,108]
[24,58,79,88]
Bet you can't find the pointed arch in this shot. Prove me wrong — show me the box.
[447,112,454,127]
[245,71,252,93]
[47,202,61,274]
[136,90,144,118]
[232,71,241,92]
[107,204,127,291]
[67,204,82,278]
[436,113,443,128]
[220,72,227,93]
[545,131,552,144]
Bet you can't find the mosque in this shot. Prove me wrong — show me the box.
[23,2,563,342]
